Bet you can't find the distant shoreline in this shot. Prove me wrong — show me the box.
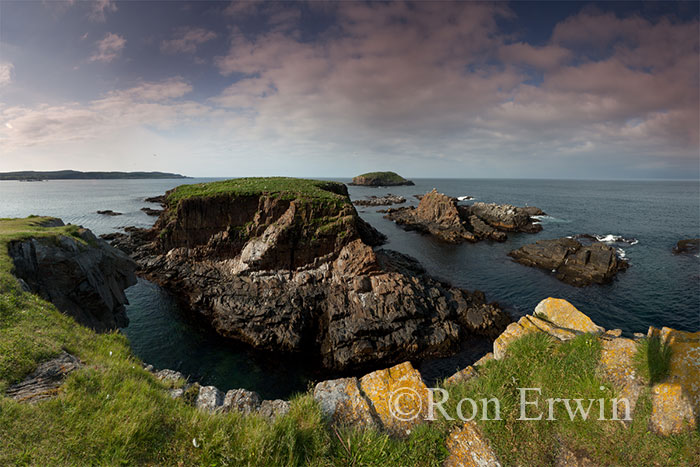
[0,170,190,181]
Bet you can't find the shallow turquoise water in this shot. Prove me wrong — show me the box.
[1,178,697,398]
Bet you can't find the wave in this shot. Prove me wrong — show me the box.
[531,215,569,224]
[457,195,474,201]
[593,234,639,245]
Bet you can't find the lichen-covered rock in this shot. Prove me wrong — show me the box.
[525,315,577,341]
[222,389,262,415]
[445,365,477,386]
[6,352,83,403]
[493,321,535,360]
[8,224,137,331]
[509,238,628,287]
[647,326,700,432]
[359,361,430,436]
[154,369,185,385]
[534,298,603,334]
[258,399,290,419]
[649,383,697,435]
[313,377,376,428]
[597,336,644,422]
[444,421,501,467]
[196,386,225,412]
[473,352,494,367]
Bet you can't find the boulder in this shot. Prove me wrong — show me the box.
[8,225,137,331]
[597,336,644,422]
[509,238,628,287]
[353,194,406,206]
[154,369,185,384]
[534,298,603,334]
[6,352,83,403]
[313,377,376,428]
[258,399,290,419]
[445,365,477,386]
[196,386,225,412]
[359,361,430,436]
[649,383,696,435]
[222,388,262,415]
[444,421,501,467]
[469,202,542,233]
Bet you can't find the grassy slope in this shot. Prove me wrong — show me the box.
[354,172,409,184]
[0,217,697,465]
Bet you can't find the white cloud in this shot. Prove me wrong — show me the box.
[89,33,126,63]
[0,63,14,86]
[88,0,117,22]
[161,27,217,54]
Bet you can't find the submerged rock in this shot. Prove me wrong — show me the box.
[385,189,542,244]
[97,210,122,216]
[8,223,137,331]
[110,178,510,372]
[6,352,83,403]
[508,237,628,286]
[672,238,699,255]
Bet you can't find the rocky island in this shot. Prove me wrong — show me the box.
[349,171,414,186]
[509,236,629,286]
[108,177,509,372]
[385,188,544,243]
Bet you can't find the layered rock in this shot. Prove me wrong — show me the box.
[384,189,542,244]
[508,237,628,286]
[349,171,414,186]
[6,352,83,403]
[9,222,137,331]
[111,178,509,372]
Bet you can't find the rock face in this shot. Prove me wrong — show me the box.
[349,171,414,186]
[9,223,137,331]
[385,189,542,244]
[6,352,83,403]
[672,238,699,254]
[111,178,509,372]
[353,194,406,206]
[508,237,628,286]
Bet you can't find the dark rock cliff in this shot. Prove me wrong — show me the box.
[110,179,510,372]
[9,223,137,331]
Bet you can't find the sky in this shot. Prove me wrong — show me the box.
[0,1,698,179]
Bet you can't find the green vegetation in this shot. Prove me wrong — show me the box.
[0,170,188,180]
[165,177,350,208]
[0,217,697,464]
[352,171,411,185]
[634,336,672,384]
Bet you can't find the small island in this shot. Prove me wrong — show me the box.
[0,170,189,181]
[349,171,414,186]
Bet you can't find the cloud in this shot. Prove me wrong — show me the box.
[88,0,117,22]
[89,33,126,63]
[0,63,14,86]
[161,27,217,54]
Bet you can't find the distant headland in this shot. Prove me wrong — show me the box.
[0,170,190,181]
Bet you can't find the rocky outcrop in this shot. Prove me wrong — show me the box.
[6,352,83,403]
[9,222,137,331]
[349,171,414,186]
[384,189,542,244]
[672,238,699,255]
[140,207,162,216]
[97,210,122,216]
[353,194,406,206]
[110,179,509,372]
[508,237,628,286]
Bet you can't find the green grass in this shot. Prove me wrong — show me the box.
[634,336,672,384]
[165,177,350,209]
[353,172,409,184]
[0,217,697,465]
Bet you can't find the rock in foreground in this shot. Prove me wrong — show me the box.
[384,189,542,244]
[350,171,414,186]
[8,220,137,330]
[111,178,509,371]
[508,237,628,286]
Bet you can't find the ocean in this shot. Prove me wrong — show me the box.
[1,178,698,399]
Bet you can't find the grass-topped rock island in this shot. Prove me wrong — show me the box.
[350,171,415,186]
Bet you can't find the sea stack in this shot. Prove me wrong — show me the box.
[109,177,510,372]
